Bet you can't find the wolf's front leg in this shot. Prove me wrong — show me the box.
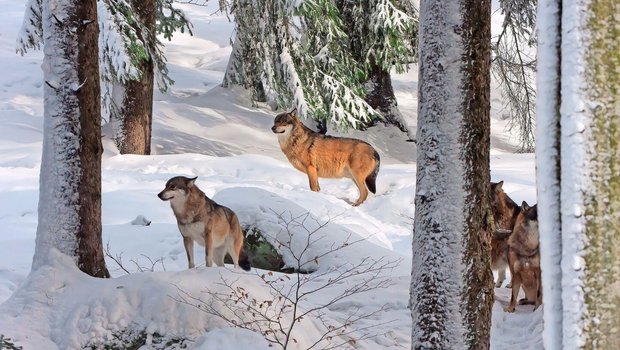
[183,237,195,269]
[504,275,521,313]
[205,232,214,267]
[306,166,320,192]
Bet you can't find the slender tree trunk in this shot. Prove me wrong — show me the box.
[411,0,493,348]
[116,0,155,155]
[535,0,563,348]
[35,0,109,278]
[558,0,620,348]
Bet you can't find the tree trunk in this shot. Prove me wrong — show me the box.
[116,0,155,155]
[35,0,109,278]
[558,0,620,348]
[363,62,410,136]
[535,0,563,348]
[411,0,493,348]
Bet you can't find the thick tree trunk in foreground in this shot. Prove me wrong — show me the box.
[35,0,109,277]
[116,0,155,155]
[411,0,493,348]
[552,0,620,348]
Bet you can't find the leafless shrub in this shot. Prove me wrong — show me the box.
[104,242,167,274]
[175,211,401,349]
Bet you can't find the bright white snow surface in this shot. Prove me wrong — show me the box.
[0,1,542,349]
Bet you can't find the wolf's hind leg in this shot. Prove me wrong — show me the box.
[351,173,369,206]
[495,268,506,288]
[212,248,225,267]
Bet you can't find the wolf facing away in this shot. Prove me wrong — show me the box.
[271,110,380,206]
[158,176,251,271]
[490,181,521,288]
[504,202,541,312]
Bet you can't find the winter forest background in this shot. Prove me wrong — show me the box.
[0,0,618,349]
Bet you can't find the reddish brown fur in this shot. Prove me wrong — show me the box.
[272,111,380,206]
[490,181,521,287]
[504,203,541,312]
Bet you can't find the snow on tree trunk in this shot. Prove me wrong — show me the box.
[535,0,563,348]
[34,0,109,278]
[411,0,493,348]
[115,0,155,155]
[559,0,620,348]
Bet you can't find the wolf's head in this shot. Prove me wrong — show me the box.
[271,108,299,135]
[158,176,197,202]
[511,202,539,250]
[490,180,520,230]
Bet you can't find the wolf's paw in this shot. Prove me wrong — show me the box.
[518,298,535,305]
[494,280,504,288]
[504,305,516,313]
[505,283,512,288]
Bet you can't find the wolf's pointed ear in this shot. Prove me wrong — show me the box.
[527,204,538,220]
[521,201,530,212]
[188,176,198,187]
[496,181,504,191]
[289,107,297,116]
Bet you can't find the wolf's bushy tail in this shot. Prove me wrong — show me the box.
[239,247,251,271]
[365,150,380,194]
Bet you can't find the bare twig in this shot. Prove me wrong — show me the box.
[173,211,399,349]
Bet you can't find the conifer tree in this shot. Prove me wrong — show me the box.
[33,0,110,278]
[537,0,620,348]
[18,0,192,155]
[412,0,493,347]
[223,0,417,131]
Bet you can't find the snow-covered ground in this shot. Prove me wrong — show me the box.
[0,1,542,349]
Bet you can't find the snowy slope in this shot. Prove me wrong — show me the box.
[0,1,542,349]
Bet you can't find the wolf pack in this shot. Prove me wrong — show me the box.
[158,109,540,313]
[491,181,541,313]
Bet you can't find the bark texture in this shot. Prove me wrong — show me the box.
[76,0,109,278]
[579,0,620,346]
[35,0,109,278]
[116,0,155,155]
[460,0,494,345]
[540,0,620,347]
[363,62,408,133]
[411,0,493,348]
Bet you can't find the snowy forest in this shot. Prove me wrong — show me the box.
[0,0,618,349]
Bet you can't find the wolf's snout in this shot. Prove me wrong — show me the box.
[271,126,277,133]
[157,190,169,201]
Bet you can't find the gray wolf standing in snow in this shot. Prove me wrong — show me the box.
[158,176,250,271]
[504,202,541,312]
[271,109,380,206]
[490,181,521,288]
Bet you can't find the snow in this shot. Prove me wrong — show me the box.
[0,0,542,349]
[412,0,469,347]
[559,0,589,348]
[33,0,85,270]
[535,0,563,348]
